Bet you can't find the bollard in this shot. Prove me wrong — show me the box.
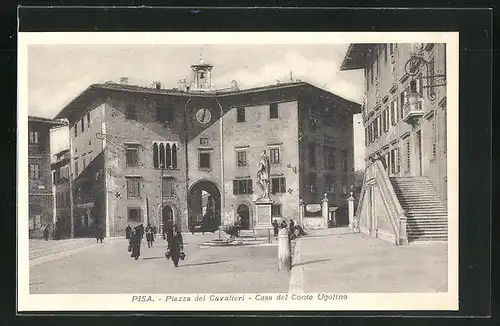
[278,228,292,272]
[268,229,271,244]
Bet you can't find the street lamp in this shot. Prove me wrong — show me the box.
[404,44,446,102]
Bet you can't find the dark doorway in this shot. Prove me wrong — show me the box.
[188,180,221,232]
[237,204,250,230]
[162,205,174,233]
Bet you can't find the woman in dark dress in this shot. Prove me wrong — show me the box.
[272,219,279,238]
[125,225,132,240]
[130,227,141,260]
[166,225,184,268]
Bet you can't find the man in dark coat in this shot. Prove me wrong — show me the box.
[43,226,49,241]
[272,219,279,238]
[145,224,154,248]
[166,225,184,268]
[95,226,104,243]
[289,219,295,234]
[125,225,132,240]
[130,227,142,260]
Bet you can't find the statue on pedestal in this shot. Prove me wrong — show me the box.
[256,150,270,200]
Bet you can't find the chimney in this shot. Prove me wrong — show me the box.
[120,77,129,85]
[230,80,239,91]
[155,81,162,89]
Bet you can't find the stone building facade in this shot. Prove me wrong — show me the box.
[341,43,447,203]
[341,43,448,243]
[55,60,359,237]
[28,116,66,238]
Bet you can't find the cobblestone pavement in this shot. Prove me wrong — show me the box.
[292,228,448,293]
[29,233,289,294]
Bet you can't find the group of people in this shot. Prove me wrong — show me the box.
[271,218,307,240]
[125,223,185,267]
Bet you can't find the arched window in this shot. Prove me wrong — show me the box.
[171,143,178,169]
[152,142,158,168]
[159,143,165,168]
[165,143,172,169]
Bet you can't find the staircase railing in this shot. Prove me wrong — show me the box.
[354,159,408,245]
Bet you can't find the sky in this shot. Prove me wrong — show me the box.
[28,44,365,169]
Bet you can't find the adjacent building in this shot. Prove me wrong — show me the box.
[54,58,360,238]
[28,116,67,238]
[51,149,71,239]
[341,43,447,243]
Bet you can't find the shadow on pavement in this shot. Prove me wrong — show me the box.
[293,258,332,268]
[178,260,232,268]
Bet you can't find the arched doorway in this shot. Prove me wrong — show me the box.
[162,205,174,233]
[237,204,250,230]
[188,180,221,232]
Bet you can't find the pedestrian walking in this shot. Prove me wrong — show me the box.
[95,225,104,243]
[289,219,295,234]
[272,219,279,239]
[43,225,49,241]
[125,225,132,240]
[152,225,158,239]
[130,227,142,260]
[166,225,184,268]
[145,224,154,248]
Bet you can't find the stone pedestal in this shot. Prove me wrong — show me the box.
[253,198,274,237]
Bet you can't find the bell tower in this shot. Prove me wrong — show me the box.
[190,51,214,92]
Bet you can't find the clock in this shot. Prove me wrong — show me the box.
[195,108,212,124]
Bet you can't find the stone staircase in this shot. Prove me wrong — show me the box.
[390,176,448,242]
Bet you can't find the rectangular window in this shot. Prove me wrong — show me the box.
[341,150,348,172]
[323,146,336,169]
[308,172,317,193]
[74,160,79,175]
[126,178,141,198]
[82,156,87,168]
[308,143,316,167]
[269,148,280,164]
[233,179,253,195]
[271,204,282,217]
[162,178,174,198]
[199,152,211,169]
[236,150,247,167]
[126,147,139,167]
[157,106,174,123]
[389,43,394,55]
[236,107,245,122]
[29,163,40,180]
[80,119,84,133]
[87,113,91,128]
[370,61,374,84]
[391,100,398,125]
[126,104,137,120]
[29,131,39,144]
[325,175,336,194]
[429,58,435,96]
[200,138,209,145]
[74,125,77,137]
[269,103,279,119]
[127,208,141,222]
[390,147,400,174]
[271,177,286,194]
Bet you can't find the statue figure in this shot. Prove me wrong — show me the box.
[256,150,270,199]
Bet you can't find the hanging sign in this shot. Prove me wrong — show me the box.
[306,204,322,213]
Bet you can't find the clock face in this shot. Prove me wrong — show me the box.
[195,108,212,124]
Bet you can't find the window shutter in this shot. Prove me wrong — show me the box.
[248,179,253,194]
[281,177,286,193]
[233,180,238,195]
